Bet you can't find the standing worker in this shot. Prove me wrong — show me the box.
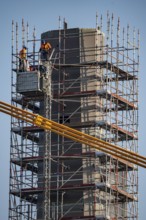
[40,40,52,61]
[19,46,27,72]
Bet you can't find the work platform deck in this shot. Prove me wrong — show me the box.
[11,182,137,204]
[54,61,137,80]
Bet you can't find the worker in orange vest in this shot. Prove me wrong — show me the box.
[40,40,52,61]
[19,46,27,71]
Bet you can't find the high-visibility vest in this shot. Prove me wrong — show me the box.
[41,42,52,51]
[19,48,27,59]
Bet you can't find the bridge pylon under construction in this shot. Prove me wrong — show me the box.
[8,14,139,219]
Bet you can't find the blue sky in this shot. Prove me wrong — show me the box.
[0,0,146,219]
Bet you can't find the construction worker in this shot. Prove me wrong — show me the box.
[40,40,52,61]
[19,46,27,72]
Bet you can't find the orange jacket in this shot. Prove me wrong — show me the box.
[40,42,52,51]
[19,48,27,59]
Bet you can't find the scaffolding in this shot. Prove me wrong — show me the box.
[9,13,139,220]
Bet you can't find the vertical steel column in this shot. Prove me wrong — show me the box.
[22,18,25,47]
[44,61,52,220]
[58,16,62,220]
[33,27,36,67]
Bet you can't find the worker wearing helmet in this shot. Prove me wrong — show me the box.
[19,46,27,59]
[19,46,27,71]
[40,40,52,61]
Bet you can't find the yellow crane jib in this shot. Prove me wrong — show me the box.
[0,100,146,169]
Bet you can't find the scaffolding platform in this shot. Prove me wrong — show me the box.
[12,97,40,113]
[11,158,38,173]
[12,127,39,143]
[57,89,138,112]
[96,121,137,140]
[60,215,109,220]
[96,152,136,171]
[54,61,137,80]
[58,90,96,99]
[96,90,138,110]
[10,150,136,174]
[11,181,137,204]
